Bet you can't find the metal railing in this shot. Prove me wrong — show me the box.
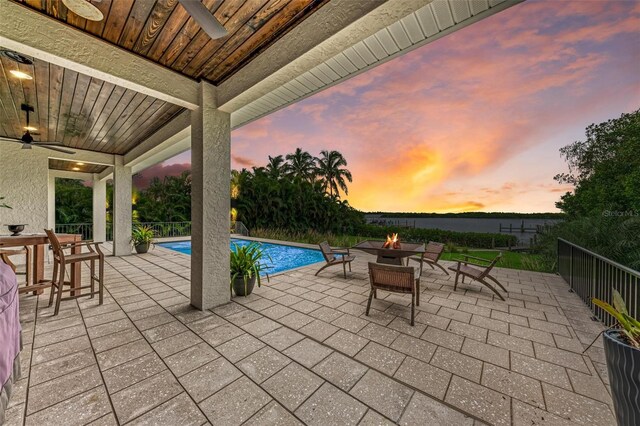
[55,220,248,240]
[558,238,640,327]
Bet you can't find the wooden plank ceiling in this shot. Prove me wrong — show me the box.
[16,0,327,84]
[0,53,184,155]
[49,159,107,173]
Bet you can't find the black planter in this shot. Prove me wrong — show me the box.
[232,275,256,297]
[134,242,150,254]
[603,329,640,426]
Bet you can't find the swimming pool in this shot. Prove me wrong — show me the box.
[158,239,325,275]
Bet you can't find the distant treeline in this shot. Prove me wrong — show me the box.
[368,212,565,219]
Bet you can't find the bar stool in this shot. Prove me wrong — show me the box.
[44,229,104,315]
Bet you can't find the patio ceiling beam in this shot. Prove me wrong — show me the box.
[48,170,93,181]
[0,1,199,110]
[217,0,433,112]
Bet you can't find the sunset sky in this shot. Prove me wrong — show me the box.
[142,0,640,213]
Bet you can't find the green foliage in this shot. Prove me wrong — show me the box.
[555,109,640,218]
[55,179,93,224]
[357,224,516,249]
[372,212,564,219]
[440,250,550,272]
[135,171,191,222]
[0,196,11,209]
[131,225,155,247]
[250,228,366,248]
[315,150,352,198]
[230,242,271,296]
[593,290,640,348]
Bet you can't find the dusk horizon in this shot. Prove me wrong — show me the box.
[136,0,640,214]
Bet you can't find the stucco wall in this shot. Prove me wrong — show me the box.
[0,144,49,234]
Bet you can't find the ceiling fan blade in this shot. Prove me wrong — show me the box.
[38,145,76,154]
[178,0,228,40]
[0,136,23,143]
[32,141,64,146]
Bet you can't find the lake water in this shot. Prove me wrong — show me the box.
[365,216,560,244]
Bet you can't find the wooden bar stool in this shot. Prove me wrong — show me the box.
[44,229,104,315]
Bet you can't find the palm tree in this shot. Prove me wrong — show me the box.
[315,150,352,198]
[285,148,316,181]
[265,155,286,179]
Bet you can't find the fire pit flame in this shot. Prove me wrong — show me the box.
[382,233,400,249]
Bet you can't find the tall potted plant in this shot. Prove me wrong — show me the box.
[131,225,155,254]
[230,242,270,296]
[592,290,640,426]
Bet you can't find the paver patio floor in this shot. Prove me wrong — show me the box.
[5,242,615,425]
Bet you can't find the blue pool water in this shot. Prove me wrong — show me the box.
[158,239,324,275]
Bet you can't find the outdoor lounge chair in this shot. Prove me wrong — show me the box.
[447,253,507,301]
[407,241,449,275]
[366,262,419,325]
[315,241,355,279]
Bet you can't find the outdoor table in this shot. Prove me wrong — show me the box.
[352,240,425,267]
[0,233,82,295]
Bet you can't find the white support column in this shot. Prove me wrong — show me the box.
[93,174,107,243]
[191,82,231,310]
[112,156,132,256]
[47,173,55,230]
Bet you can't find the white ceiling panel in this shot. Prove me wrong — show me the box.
[415,5,440,37]
[400,13,425,44]
[431,0,455,30]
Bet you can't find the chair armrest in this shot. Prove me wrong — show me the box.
[331,248,350,256]
[453,258,489,268]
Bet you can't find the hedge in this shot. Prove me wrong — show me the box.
[357,224,517,249]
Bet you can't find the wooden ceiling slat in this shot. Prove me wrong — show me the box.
[101,0,135,43]
[118,0,157,50]
[181,0,267,76]
[33,60,50,141]
[112,98,166,153]
[86,89,137,151]
[146,0,199,61]
[106,95,156,151]
[198,0,291,79]
[17,61,40,135]
[68,78,103,147]
[84,0,112,36]
[1,57,29,136]
[170,0,245,71]
[206,0,317,82]
[54,69,78,142]
[62,73,91,145]
[0,61,22,137]
[46,64,64,143]
[77,85,126,149]
[98,92,147,148]
[69,81,115,148]
[158,0,222,66]
[133,0,180,55]
[49,159,106,174]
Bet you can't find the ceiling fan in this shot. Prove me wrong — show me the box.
[62,0,228,40]
[1,104,75,154]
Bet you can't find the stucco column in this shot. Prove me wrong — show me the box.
[93,174,107,242]
[191,81,231,310]
[47,173,55,230]
[112,156,132,256]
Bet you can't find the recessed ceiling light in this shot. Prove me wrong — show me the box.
[72,167,81,171]
[9,70,32,80]
[76,162,85,166]
[24,126,38,131]
[62,0,104,21]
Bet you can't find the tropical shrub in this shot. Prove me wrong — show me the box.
[593,290,640,348]
[131,225,155,247]
[230,242,271,295]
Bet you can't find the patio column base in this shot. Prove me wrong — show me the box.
[190,81,231,310]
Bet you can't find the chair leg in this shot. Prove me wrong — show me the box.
[486,274,507,293]
[48,259,58,308]
[54,264,65,316]
[315,263,331,277]
[435,263,450,276]
[479,278,506,301]
[416,281,420,306]
[373,289,377,299]
[453,271,460,291]
[348,261,351,272]
[90,260,95,299]
[366,290,374,316]
[343,262,347,279]
[99,256,104,305]
[411,293,415,326]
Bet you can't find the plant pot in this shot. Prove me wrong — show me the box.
[603,329,640,426]
[134,242,150,254]
[232,275,256,297]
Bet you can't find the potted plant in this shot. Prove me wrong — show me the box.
[592,290,640,426]
[131,225,155,254]
[230,242,270,297]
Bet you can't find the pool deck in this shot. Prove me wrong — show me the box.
[5,242,615,425]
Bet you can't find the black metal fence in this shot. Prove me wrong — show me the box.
[55,221,249,241]
[558,238,640,327]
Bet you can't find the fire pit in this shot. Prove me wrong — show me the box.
[352,237,425,266]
